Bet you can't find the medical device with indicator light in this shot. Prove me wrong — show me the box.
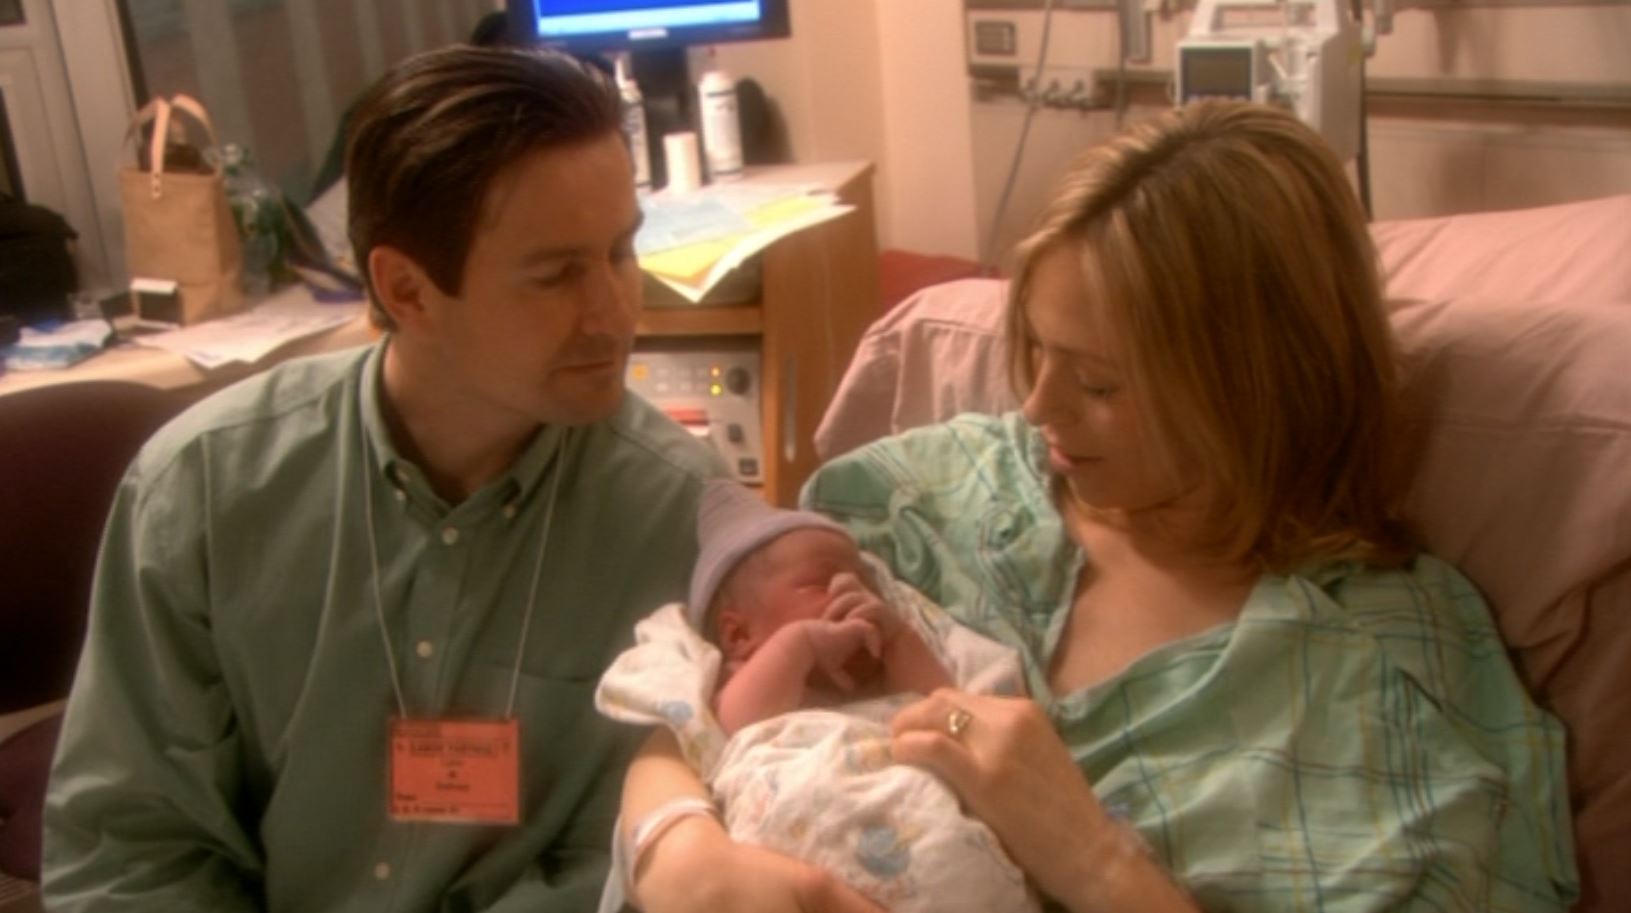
[1177,0,1364,160]
[626,342,764,485]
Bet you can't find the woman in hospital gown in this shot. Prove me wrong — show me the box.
[620,100,1579,913]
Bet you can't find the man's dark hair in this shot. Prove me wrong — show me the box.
[345,46,622,327]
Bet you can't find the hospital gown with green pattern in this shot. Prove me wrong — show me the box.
[802,412,1578,913]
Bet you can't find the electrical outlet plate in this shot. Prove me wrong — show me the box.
[966,8,1123,73]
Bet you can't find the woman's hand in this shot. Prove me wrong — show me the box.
[634,814,886,913]
[890,689,1197,913]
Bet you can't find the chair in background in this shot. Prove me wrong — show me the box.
[0,380,196,896]
[877,249,989,317]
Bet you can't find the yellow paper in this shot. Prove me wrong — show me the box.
[640,237,742,284]
[746,196,824,228]
[636,188,855,302]
[640,196,832,283]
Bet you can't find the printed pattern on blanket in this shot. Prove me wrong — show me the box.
[595,560,1036,912]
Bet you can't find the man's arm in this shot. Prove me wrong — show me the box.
[619,731,885,913]
[43,469,262,912]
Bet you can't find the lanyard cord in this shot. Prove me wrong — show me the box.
[505,443,564,717]
[362,417,566,720]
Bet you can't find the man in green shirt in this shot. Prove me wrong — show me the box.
[43,47,723,912]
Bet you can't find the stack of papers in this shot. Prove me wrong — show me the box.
[133,286,362,370]
[636,183,854,303]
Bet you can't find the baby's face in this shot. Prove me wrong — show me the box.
[727,528,868,653]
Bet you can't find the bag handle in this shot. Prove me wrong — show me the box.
[123,93,225,200]
[167,94,223,149]
[121,96,168,184]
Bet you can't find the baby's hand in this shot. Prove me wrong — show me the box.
[796,617,882,693]
[824,572,902,645]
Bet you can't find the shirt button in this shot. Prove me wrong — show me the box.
[393,488,407,502]
[441,527,459,545]
[373,861,391,880]
[503,503,518,520]
[416,640,435,659]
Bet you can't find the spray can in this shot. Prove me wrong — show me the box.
[615,55,651,189]
[696,49,743,180]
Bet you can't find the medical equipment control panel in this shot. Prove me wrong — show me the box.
[1177,0,1362,160]
[626,343,764,485]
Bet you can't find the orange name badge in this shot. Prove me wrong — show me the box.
[389,718,520,825]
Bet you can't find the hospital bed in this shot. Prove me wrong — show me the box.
[815,193,1631,913]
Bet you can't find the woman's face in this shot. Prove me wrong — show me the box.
[1019,245,1189,513]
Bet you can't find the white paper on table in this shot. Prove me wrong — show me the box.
[133,286,362,370]
[636,195,755,255]
[648,202,856,304]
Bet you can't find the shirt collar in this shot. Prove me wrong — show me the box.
[358,337,567,509]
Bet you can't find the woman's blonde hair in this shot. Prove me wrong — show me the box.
[1007,100,1414,573]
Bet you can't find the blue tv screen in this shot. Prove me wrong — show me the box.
[511,0,789,52]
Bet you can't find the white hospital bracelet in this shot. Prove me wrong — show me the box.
[627,797,722,890]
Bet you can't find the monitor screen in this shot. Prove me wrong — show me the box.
[509,0,791,53]
[1179,45,1255,102]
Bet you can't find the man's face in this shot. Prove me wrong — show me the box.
[406,131,643,427]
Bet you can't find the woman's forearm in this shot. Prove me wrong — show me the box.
[1055,821,1201,913]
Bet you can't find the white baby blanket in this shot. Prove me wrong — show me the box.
[595,556,1038,912]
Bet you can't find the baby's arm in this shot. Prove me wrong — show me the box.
[713,618,879,737]
[826,572,954,697]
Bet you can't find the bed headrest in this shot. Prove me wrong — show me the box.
[1373,194,1631,306]
[814,277,1016,462]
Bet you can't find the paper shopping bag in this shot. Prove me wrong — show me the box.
[118,94,242,324]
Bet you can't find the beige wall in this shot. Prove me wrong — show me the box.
[716,0,978,256]
[1364,4,1631,219]
[725,1,1629,264]
[873,0,979,259]
[964,2,1631,255]
[713,0,892,242]
[1368,5,1631,83]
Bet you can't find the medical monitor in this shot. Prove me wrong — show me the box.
[1177,42,1261,104]
[507,1,790,185]
[507,1,791,55]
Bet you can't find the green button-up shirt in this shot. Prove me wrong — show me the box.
[44,341,724,912]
